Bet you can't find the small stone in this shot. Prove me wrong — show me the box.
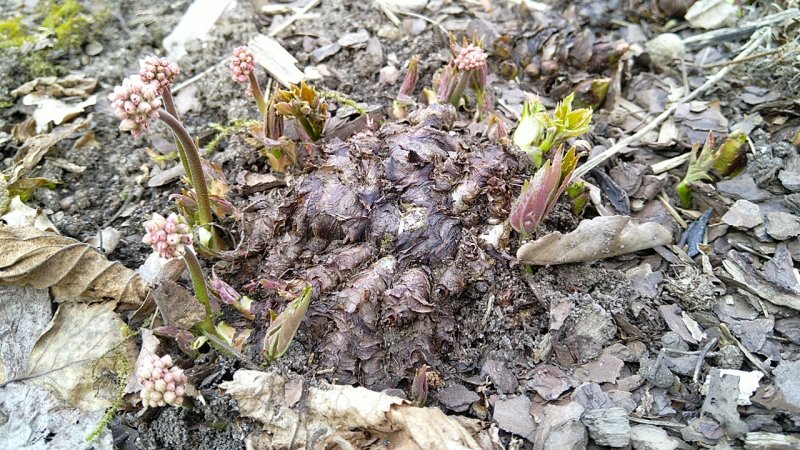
[493,395,536,441]
[630,425,682,450]
[481,359,519,394]
[435,382,479,413]
[533,402,587,450]
[644,33,685,70]
[310,43,341,63]
[575,353,624,384]
[377,25,403,39]
[607,390,637,414]
[377,0,428,12]
[717,175,770,202]
[572,383,614,411]
[721,199,763,229]
[378,65,400,85]
[527,365,571,400]
[779,169,800,192]
[764,211,800,240]
[337,30,370,47]
[774,360,800,410]
[402,18,427,36]
[581,407,631,447]
[84,41,103,56]
[366,37,383,61]
[714,344,743,370]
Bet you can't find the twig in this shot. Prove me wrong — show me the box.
[269,0,321,37]
[629,417,685,428]
[571,29,769,181]
[376,1,449,35]
[658,192,689,229]
[172,60,225,94]
[692,336,719,383]
[682,8,800,49]
[719,323,772,378]
[701,47,785,69]
[651,153,690,175]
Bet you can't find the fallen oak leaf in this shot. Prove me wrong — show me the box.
[517,215,673,265]
[0,225,147,308]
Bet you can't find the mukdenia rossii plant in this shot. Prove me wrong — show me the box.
[137,353,188,408]
[230,45,266,116]
[110,57,218,248]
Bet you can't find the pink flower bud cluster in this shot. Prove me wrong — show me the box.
[139,56,180,95]
[142,212,193,260]
[454,44,488,71]
[108,75,162,138]
[137,354,188,408]
[230,46,256,83]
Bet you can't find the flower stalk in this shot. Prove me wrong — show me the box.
[230,45,266,116]
[435,37,490,118]
[392,55,420,119]
[157,110,216,247]
[111,60,220,249]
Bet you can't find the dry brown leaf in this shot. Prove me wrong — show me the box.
[22,301,136,411]
[1,196,58,232]
[221,370,487,450]
[0,285,52,384]
[26,95,97,132]
[10,74,97,98]
[517,216,673,265]
[7,116,91,186]
[0,225,147,307]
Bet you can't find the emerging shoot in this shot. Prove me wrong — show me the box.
[273,82,329,142]
[509,146,583,235]
[263,285,312,362]
[512,93,592,167]
[677,130,748,208]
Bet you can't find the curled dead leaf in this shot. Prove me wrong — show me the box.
[221,369,486,450]
[0,225,147,307]
[517,215,673,265]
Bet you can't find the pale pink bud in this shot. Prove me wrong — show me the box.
[454,44,488,71]
[230,45,256,83]
[142,213,193,260]
[139,56,180,94]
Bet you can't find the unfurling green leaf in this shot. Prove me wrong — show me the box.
[513,93,593,168]
[566,180,589,215]
[273,82,329,141]
[263,285,312,362]
[677,131,748,208]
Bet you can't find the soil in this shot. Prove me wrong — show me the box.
[2,0,800,449]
